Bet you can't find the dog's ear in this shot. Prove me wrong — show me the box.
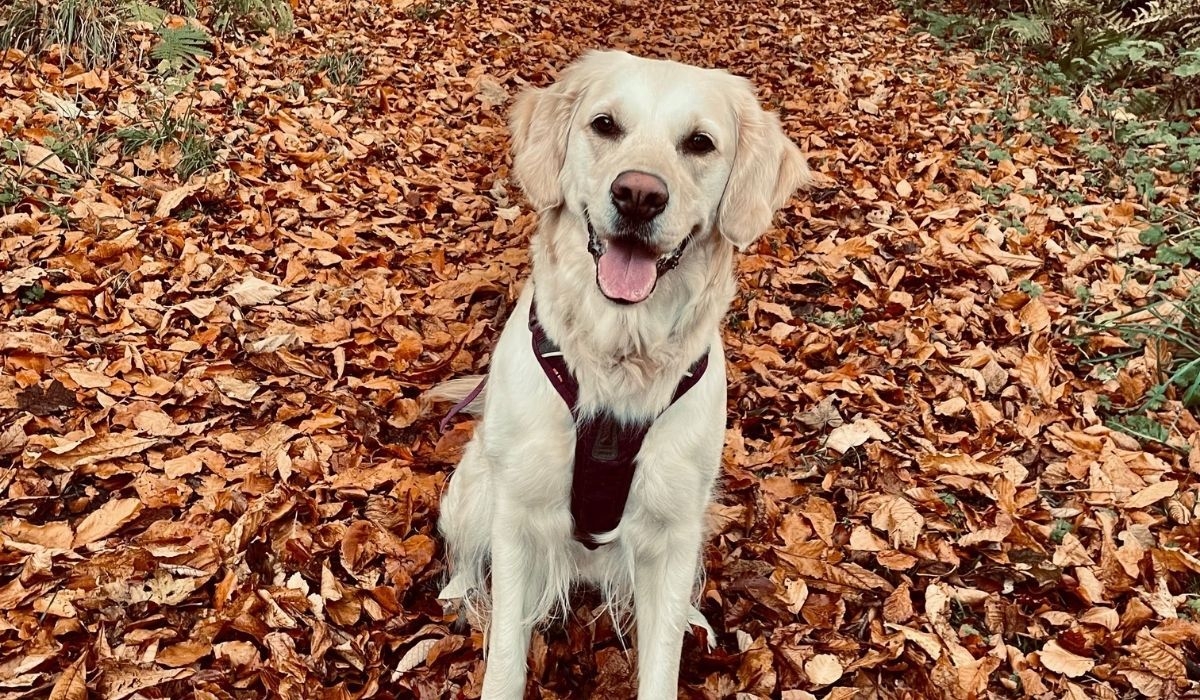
[509,58,594,212]
[717,84,812,251]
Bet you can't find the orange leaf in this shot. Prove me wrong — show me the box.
[73,498,143,548]
[49,656,87,700]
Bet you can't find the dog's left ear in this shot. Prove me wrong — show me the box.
[717,84,812,251]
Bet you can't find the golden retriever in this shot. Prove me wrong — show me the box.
[432,50,811,699]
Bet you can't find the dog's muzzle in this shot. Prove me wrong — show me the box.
[585,208,696,304]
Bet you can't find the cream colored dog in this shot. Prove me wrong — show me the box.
[433,50,810,699]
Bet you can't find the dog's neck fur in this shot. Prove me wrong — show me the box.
[530,208,736,422]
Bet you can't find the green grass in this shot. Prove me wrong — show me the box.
[175,133,215,179]
[310,50,366,87]
[0,166,25,212]
[1074,209,1200,445]
[212,0,293,36]
[0,0,123,68]
[117,104,218,179]
[46,122,104,176]
[1,0,291,69]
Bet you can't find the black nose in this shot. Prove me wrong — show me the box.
[610,170,668,222]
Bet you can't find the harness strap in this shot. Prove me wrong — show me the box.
[438,298,710,549]
[528,299,710,549]
[438,378,487,434]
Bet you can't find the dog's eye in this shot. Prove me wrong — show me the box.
[683,132,715,155]
[591,114,620,137]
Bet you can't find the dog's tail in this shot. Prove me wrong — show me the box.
[422,375,487,418]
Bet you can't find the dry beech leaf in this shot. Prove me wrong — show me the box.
[871,496,924,549]
[0,265,47,293]
[48,656,87,700]
[154,181,205,218]
[804,654,843,686]
[797,394,843,430]
[226,276,288,307]
[0,416,31,456]
[959,512,1014,547]
[1124,480,1178,510]
[393,637,439,677]
[1040,640,1095,678]
[918,452,1000,477]
[934,396,967,416]
[826,418,890,453]
[886,623,942,660]
[1020,297,1052,333]
[39,434,158,469]
[883,583,915,623]
[22,144,71,177]
[72,498,143,548]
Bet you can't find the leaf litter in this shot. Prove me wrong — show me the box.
[1,0,1199,697]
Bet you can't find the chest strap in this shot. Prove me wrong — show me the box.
[528,300,709,548]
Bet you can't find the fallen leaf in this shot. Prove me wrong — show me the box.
[1040,639,1095,678]
[871,496,924,549]
[804,654,843,685]
[39,434,158,469]
[226,276,288,306]
[48,656,87,700]
[154,181,205,218]
[72,498,143,548]
[825,419,890,453]
[1124,480,1178,510]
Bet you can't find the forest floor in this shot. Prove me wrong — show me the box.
[2,0,1200,697]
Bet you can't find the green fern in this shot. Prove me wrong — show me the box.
[994,13,1052,47]
[120,0,167,25]
[151,24,210,70]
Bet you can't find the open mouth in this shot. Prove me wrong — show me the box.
[585,208,695,305]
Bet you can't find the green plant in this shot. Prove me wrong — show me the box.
[311,50,366,86]
[903,3,982,44]
[0,0,129,68]
[116,101,217,180]
[1019,279,1044,297]
[1077,258,1200,418]
[49,0,123,67]
[0,1,41,57]
[406,0,457,22]
[175,133,214,179]
[0,166,25,211]
[117,106,204,155]
[212,0,293,36]
[150,24,211,72]
[46,121,104,176]
[992,12,1051,49]
[806,306,864,329]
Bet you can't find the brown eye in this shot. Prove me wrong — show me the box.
[683,132,715,154]
[591,114,620,137]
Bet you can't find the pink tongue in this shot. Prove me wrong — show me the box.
[596,238,658,303]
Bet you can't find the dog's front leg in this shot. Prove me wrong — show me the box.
[481,495,536,700]
[633,524,703,699]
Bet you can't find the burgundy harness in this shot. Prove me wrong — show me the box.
[440,299,710,549]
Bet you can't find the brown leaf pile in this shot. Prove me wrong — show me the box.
[2,0,1199,697]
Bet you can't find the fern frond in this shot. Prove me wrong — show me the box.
[996,13,1052,46]
[150,25,211,68]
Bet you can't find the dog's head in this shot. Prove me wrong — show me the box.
[509,50,811,304]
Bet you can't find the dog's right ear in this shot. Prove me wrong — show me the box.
[509,56,596,212]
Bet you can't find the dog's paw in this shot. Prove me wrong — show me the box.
[688,605,717,651]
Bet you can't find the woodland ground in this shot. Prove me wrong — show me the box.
[2,0,1200,698]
